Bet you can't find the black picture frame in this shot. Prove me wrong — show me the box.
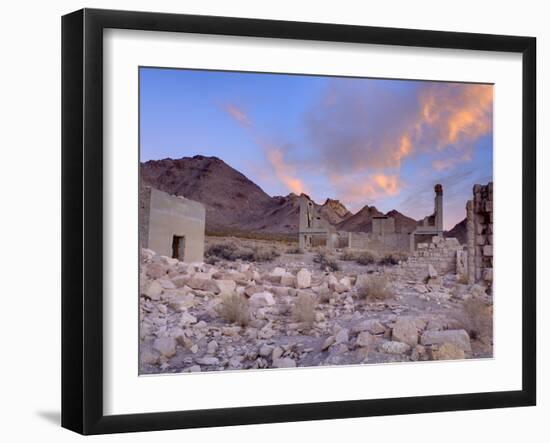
[61,8,537,435]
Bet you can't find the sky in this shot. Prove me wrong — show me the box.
[140,67,493,230]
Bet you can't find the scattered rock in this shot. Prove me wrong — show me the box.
[215,279,237,295]
[259,344,274,357]
[272,357,296,368]
[141,349,159,365]
[207,340,219,354]
[420,329,471,353]
[196,356,219,366]
[280,272,296,287]
[356,331,374,348]
[379,341,410,354]
[185,277,220,293]
[144,280,163,300]
[146,263,167,279]
[392,318,418,347]
[296,268,312,289]
[272,346,284,360]
[249,291,275,307]
[153,337,177,358]
[432,342,466,360]
[353,319,386,335]
[334,328,349,344]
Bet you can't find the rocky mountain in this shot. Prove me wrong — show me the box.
[336,205,384,232]
[319,198,352,225]
[385,209,419,234]
[141,155,426,237]
[141,155,273,232]
[445,217,467,244]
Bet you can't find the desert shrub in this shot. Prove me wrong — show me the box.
[456,298,492,342]
[318,288,332,304]
[313,251,340,271]
[378,253,405,266]
[286,246,302,254]
[340,249,358,261]
[357,274,394,301]
[206,242,239,260]
[356,252,377,266]
[217,293,250,326]
[252,247,280,262]
[291,293,317,327]
[206,242,279,262]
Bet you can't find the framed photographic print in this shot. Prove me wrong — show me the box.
[61,8,536,435]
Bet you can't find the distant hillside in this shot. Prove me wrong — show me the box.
[445,217,467,244]
[385,209,418,234]
[336,205,384,232]
[141,155,443,238]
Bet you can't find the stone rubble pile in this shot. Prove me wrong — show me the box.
[139,246,491,374]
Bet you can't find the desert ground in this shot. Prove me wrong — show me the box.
[139,235,493,374]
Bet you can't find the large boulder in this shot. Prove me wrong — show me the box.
[379,341,410,354]
[295,269,312,289]
[249,291,275,307]
[280,272,296,287]
[145,262,168,279]
[392,317,419,347]
[356,331,374,348]
[334,328,349,344]
[353,319,386,335]
[432,343,466,360]
[143,280,163,300]
[153,337,177,358]
[214,279,236,296]
[420,329,472,353]
[272,357,296,368]
[185,277,220,293]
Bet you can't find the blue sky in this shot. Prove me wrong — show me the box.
[140,67,493,229]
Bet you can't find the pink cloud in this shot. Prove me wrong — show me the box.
[266,148,308,195]
[330,172,403,208]
[223,103,251,127]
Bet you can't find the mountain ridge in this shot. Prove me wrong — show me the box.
[141,155,442,237]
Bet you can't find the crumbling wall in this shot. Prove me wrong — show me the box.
[401,236,463,279]
[466,183,493,286]
[348,232,410,253]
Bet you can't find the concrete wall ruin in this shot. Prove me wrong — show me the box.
[298,195,336,250]
[466,183,493,286]
[140,186,206,263]
[372,216,395,235]
[409,184,444,251]
[401,236,463,279]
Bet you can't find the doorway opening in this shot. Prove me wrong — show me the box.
[171,235,185,261]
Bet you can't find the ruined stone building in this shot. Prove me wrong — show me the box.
[409,184,444,251]
[139,186,206,263]
[298,195,339,250]
[466,183,493,286]
[299,185,444,254]
[400,182,493,290]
